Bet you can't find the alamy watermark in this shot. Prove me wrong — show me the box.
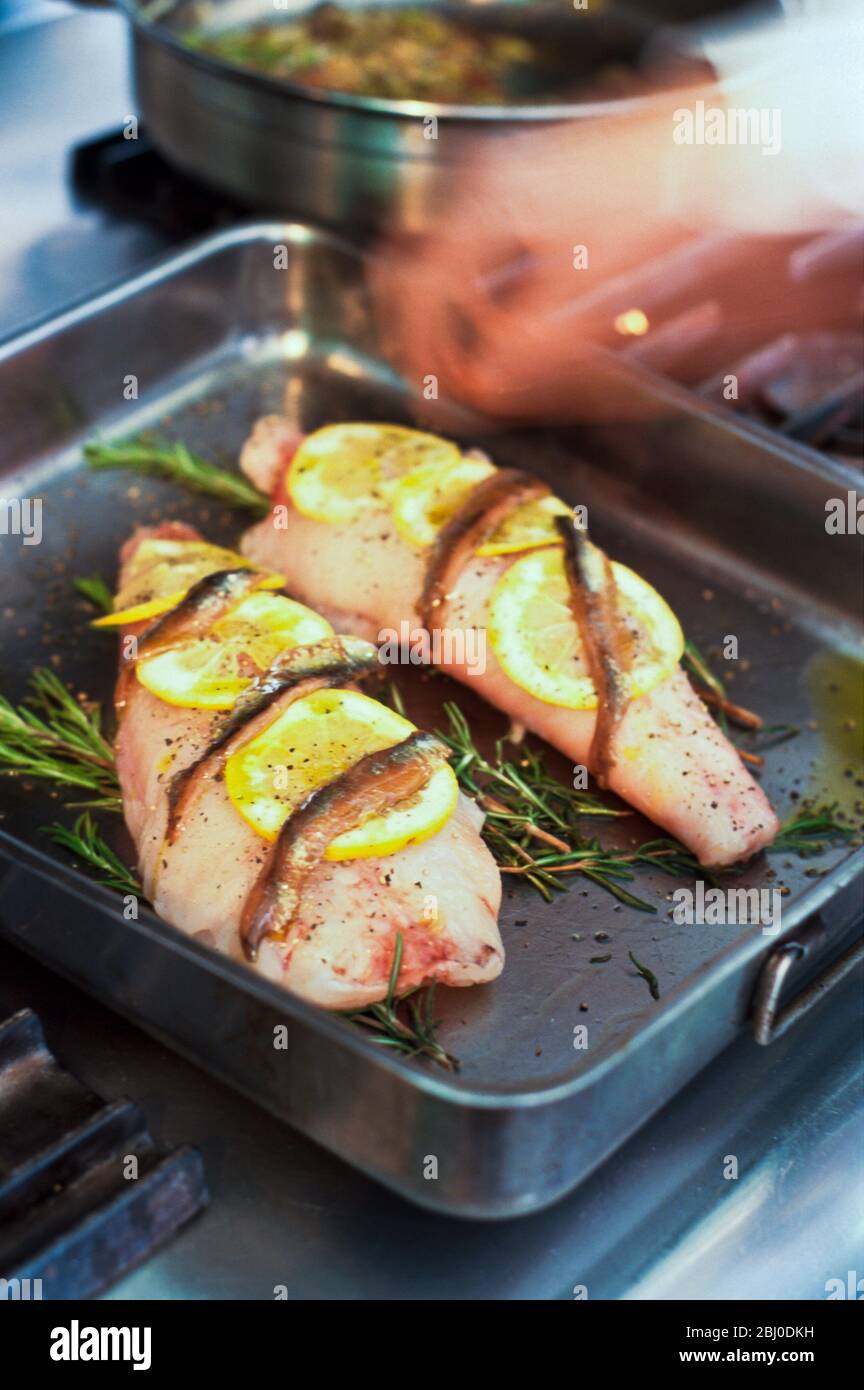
[1,1277,43,1299]
[377,621,486,677]
[50,1321,151,1370]
[0,496,42,545]
[825,490,863,534]
[673,100,782,157]
[672,883,782,936]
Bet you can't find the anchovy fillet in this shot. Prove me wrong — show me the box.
[165,636,379,842]
[418,469,549,628]
[136,568,267,662]
[555,515,631,786]
[240,731,450,961]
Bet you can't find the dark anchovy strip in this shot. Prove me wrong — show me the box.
[240,731,450,962]
[418,468,550,629]
[165,636,379,843]
[555,515,631,786]
[136,568,267,662]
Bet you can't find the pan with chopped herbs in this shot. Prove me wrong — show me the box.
[119,0,715,228]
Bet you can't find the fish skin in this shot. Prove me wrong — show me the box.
[114,524,504,1010]
[240,414,301,496]
[239,423,780,868]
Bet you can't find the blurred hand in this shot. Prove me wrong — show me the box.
[370,86,712,423]
[371,5,862,425]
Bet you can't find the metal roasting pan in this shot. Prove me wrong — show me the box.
[0,224,861,1218]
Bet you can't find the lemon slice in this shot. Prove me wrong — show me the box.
[488,547,684,709]
[92,591,190,628]
[287,423,463,524]
[391,454,495,549]
[136,593,334,710]
[225,687,458,858]
[94,539,281,628]
[476,494,573,557]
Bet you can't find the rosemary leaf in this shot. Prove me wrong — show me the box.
[343,931,457,1070]
[84,438,270,516]
[44,814,140,897]
[683,639,726,699]
[770,804,855,855]
[0,669,120,808]
[74,575,115,614]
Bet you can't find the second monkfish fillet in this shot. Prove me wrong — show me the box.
[109,523,503,1011]
[239,417,780,869]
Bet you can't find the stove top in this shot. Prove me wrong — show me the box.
[71,128,250,241]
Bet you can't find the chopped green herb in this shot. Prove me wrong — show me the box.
[628,950,660,1000]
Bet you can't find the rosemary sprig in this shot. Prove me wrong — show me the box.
[73,574,114,614]
[771,804,856,856]
[683,639,802,766]
[344,932,457,1070]
[439,699,619,838]
[682,639,727,704]
[44,814,141,896]
[84,438,270,516]
[436,700,707,908]
[756,722,801,744]
[683,638,738,738]
[0,668,121,810]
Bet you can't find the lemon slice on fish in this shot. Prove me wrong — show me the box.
[92,592,191,627]
[488,547,684,710]
[287,423,463,524]
[476,494,573,557]
[391,454,495,549]
[385,447,575,557]
[136,593,334,710]
[225,687,458,858]
[93,539,281,628]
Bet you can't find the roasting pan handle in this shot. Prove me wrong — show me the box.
[751,919,864,1045]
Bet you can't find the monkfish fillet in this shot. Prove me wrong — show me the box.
[113,524,503,1011]
[239,417,780,868]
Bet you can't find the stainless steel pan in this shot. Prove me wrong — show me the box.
[0,224,860,1216]
[118,0,720,230]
